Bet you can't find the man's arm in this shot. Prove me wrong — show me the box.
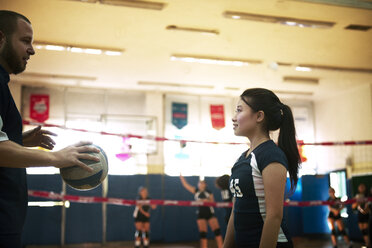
[22,125,56,150]
[0,140,98,171]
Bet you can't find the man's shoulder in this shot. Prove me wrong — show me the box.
[0,78,10,98]
[0,65,10,85]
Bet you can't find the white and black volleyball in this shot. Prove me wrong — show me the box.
[60,144,108,190]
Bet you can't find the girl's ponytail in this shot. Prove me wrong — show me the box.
[240,88,301,192]
[278,104,301,192]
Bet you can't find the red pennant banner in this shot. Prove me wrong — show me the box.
[210,104,225,130]
[30,94,49,123]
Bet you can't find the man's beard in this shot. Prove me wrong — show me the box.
[0,40,25,74]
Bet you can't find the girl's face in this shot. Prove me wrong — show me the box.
[358,184,366,193]
[329,188,335,197]
[140,188,148,199]
[232,99,262,137]
[198,181,207,191]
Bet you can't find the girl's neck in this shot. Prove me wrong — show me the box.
[247,132,270,154]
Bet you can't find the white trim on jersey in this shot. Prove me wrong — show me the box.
[133,206,139,218]
[250,153,288,243]
[221,189,230,201]
[0,116,9,142]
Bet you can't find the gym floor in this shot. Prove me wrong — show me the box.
[25,237,366,248]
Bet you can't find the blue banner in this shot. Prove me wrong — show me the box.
[172,102,188,129]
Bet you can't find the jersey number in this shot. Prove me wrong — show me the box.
[230,179,243,198]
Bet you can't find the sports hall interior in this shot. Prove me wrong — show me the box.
[1,0,372,247]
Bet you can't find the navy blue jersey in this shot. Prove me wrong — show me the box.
[221,189,233,223]
[328,197,342,210]
[195,189,214,215]
[221,189,233,202]
[230,140,292,247]
[0,65,27,235]
[133,196,151,218]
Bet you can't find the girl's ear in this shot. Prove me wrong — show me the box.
[256,110,265,123]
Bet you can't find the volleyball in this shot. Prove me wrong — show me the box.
[60,144,108,190]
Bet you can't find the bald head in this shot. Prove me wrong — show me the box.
[0,10,31,38]
[0,11,34,74]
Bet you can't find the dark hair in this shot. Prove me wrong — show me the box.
[0,10,31,37]
[138,186,147,195]
[216,175,230,190]
[240,88,301,192]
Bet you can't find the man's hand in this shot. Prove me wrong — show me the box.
[52,141,100,172]
[22,126,56,150]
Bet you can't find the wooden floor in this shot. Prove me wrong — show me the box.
[26,237,367,248]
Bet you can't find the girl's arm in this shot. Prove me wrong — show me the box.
[260,162,287,248]
[352,198,358,209]
[180,175,196,194]
[223,198,235,248]
[138,206,150,218]
[208,193,215,202]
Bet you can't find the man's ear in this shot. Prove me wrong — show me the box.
[0,31,5,49]
[256,110,265,123]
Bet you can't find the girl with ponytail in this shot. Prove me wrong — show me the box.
[223,88,301,248]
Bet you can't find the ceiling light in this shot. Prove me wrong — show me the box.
[276,61,372,74]
[274,90,313,96]
[45,45,65,51]
[18,72,96,81]
[138,81,214,89]
[166,25,219,36]
[224,87,241,91]
[284,21,297,26]
[283,76,319,85]
[64,0,98,3]
[84,48,102,55]
[223,11,335,29]
[298,64,372,74]
[295,66,312,72]
[170,54,261,67]
[34,42,123,56]
[64,0,165,10]
[104,50,122,56]
[100,0,165,10]
[70,47,84,53]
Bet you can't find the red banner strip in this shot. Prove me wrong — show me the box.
[28,190,372,208]
[23,120,372,147]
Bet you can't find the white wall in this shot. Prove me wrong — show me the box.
[145,92,164,173]
[315,83,372,141]
[21,85,154,175]
[313,83,372,175]
[22,82,370,176]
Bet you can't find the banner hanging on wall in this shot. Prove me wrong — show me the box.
[172,102,188,129]
[30,94,49,123]
[210,104,225,130]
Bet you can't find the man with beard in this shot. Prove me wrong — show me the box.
[0,10,99,247]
